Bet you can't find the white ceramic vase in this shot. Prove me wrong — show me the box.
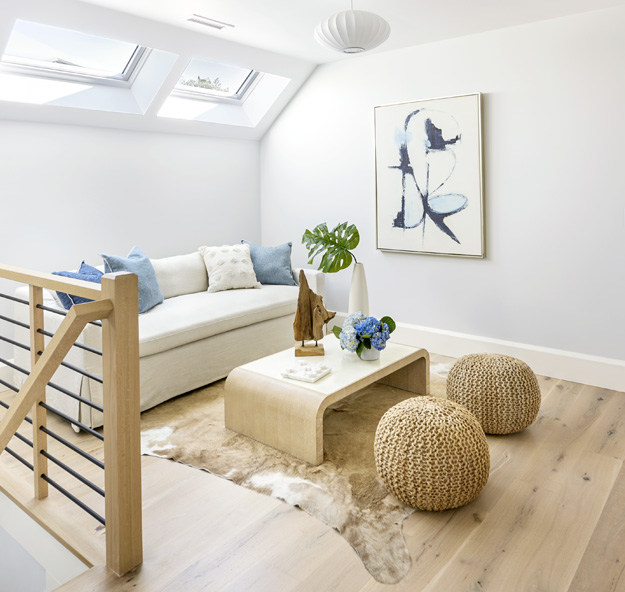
[348,262,369,316]
[360,347,380,361]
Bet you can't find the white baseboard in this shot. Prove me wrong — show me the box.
[331,315,625,392]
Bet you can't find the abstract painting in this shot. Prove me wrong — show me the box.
[375,93,484,257]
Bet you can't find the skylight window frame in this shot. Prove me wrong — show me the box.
[0,45,149,89]
[172,61,262,105]
[0,20,150,89]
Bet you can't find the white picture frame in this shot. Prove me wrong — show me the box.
[375,93,484,257]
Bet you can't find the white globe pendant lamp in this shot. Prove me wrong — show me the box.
[314,1,391,54]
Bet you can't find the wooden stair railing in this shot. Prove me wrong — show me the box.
[0,264,142,576]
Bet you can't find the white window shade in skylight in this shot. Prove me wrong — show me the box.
[1,20,146,84]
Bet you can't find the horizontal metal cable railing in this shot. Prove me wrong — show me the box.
[0,350,104,413]
[0,396,34,470]
[0,384,105,518]
[0,298,106,523]
[1,291,103,326]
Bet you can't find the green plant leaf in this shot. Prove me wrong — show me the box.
[356,341,365,358]
[380,316,396,333]
[302,222,360,273]
[332,325,342,339]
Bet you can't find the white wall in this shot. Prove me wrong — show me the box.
[0,525,45,592]
[261,7,625,386]
[0,120,260,359]
[0,493,87,591]
[0,120,261,270]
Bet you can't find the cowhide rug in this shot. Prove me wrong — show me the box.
[140,362,450,584]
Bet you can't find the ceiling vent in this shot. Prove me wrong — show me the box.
[186,14,234,30]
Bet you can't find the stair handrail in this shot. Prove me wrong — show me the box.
[0,263,142,576]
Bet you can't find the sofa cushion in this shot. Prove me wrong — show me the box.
[198,244,261,293]
[242,240,297,286]
[101,246,164,314]
[137,284,298,357]
[52,262,103,309]
[151,252,208,299]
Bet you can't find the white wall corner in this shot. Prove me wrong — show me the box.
[331,314,625,392]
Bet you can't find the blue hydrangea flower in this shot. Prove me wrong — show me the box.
[339,325,359,352]
[355,316,381,338]
[371,331,389,351]
[337,313,394,354]
[343,311,366,329]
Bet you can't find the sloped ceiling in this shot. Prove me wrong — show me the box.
[1,0,624,139]
[0,0,315,139]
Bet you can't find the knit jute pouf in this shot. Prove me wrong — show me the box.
[374,397,490,511]
[447,353,541,435]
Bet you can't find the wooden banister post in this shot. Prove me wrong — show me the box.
[30,285,48,499]
[100,272,143,576]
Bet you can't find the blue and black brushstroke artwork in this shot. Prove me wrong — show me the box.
[390,109,468,244]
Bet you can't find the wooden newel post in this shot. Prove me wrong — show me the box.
[30,285,48,499]
[100,272,143,576]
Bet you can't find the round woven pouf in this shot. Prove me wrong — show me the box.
[447,353,541,435]
[374,396,490,511]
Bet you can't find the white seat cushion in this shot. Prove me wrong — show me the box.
[138,284,298,357]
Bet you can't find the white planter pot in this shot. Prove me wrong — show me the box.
[349,262,369,316]
[360,347,380,361]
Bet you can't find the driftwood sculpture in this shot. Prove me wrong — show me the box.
[293,270,336,356]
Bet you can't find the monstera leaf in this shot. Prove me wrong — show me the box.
[302,222,360,273]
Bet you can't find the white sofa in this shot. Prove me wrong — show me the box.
[13,252,323,428]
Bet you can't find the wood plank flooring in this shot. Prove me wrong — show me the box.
[1,355,624,592]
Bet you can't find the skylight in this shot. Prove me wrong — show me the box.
[174,58,260,101]
[1,20,146,84]
[0,17,300,135]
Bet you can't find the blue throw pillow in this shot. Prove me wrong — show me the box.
[100,246,164,313]
[241,240,297,286]
[52,262,103,310]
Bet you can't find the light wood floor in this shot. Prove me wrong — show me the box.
[1,354,624,592]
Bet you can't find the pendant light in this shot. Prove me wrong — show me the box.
[314,1,391,54]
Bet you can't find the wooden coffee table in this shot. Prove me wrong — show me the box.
[224,335,429,465]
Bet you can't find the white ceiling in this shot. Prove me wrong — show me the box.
[2,0,624,139]
[75,0,625,64]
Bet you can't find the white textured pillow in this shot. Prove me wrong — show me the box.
[151,252,208,299]
[198,244,261,293]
